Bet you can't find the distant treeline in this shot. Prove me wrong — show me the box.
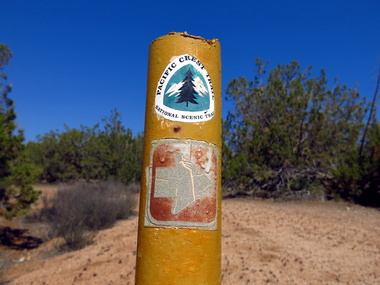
[25,60,380,207]
[26,109,143,185]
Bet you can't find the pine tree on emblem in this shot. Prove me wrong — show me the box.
[176,68,199,107]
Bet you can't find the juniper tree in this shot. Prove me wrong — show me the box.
[0,44,40,219]
[223,59,367,196]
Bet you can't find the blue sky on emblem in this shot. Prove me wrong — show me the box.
[164,65,210,112]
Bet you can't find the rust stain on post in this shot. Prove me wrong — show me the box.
[135,32,222,284]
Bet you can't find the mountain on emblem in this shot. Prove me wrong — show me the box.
[164,65,210,111]
[155,54,215,123]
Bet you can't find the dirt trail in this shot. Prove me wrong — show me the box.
[2,195,380,284]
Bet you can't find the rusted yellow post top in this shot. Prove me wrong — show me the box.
[135,32,222,285]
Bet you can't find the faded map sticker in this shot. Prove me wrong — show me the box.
[145,139,218,230]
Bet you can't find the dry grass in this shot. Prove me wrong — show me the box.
[26,181,137,251]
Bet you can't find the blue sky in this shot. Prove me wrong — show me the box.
[2,0,380,141]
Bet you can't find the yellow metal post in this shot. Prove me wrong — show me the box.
[135,32,222,284]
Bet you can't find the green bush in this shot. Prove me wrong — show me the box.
[35,180,137,251]
[331,154,380,206]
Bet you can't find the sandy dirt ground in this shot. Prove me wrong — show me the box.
[1,186,380,285]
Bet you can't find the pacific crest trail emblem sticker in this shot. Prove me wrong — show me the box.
[155,54,215,122]
[145,139,218,230]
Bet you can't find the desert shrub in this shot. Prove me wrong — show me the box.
[36,180,136,251]
[125,182,140,194]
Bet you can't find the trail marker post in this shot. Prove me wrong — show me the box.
[135,32,222,284]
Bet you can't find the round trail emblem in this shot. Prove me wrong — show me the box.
[155,54,215,123]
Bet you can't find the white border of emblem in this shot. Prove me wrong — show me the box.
[155,54,215,123]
